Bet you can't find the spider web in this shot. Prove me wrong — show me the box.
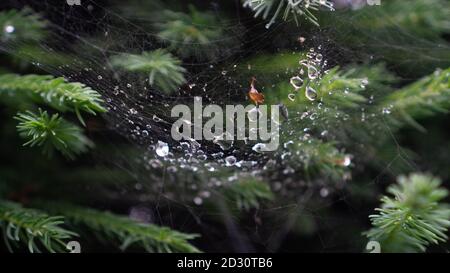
[1,0,445,252]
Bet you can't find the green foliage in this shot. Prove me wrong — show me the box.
[236,51,305,82]
[277,137,349,175]
[0,74,106,125]
[243,0,334,27]
[15,110,93,159]
[383,68,450,131]
[0,7,47,42]
[365,173,450,252]
[320,0,450,77]
[0,200,77,253]
[40,203,200,253]
[266,67,368,108]
[223,179,274,210]
[110,49,186,93]
[155,5,229,59]
[350,0,450,41]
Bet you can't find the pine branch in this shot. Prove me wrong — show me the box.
[110,49,186,93]
[15,109,93,159]
[268,67,368,108]
[382,68,450,131]
[0,200,77,253]
[155,5,229,59]
[0,7,47,42]
[365,173,450,253]
[319,0,450,76]
[0,74,106,125]
[223,178,274,211]
[275,137,350,176]
[243,0,334,28]
[38,202,201,253]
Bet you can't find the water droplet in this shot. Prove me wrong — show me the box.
[279,103,289,120]
[382,107,391,115]
[97,75,103,80]
[305,87,318,101]
[288,93,296,101]
[290,76,304,89]
[340,155,352,167]
[309,113,318,120]
[283,140,294,149]
[252,143,266,153]
[129,108,138,115]
[320,188,329,197]
[307,65,319,80]
[315,54,323,62]
[193,197,203,205]
[4,25,15,33]
[155,141,169,157]
[225,155,237,166]
[153,115,162,122]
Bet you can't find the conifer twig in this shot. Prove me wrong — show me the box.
[110,49,186,93]
[38,202,201,253]
[15,109,93,159]
[365,173,450,252]
[0,74,106,126]
[0,200,77,253]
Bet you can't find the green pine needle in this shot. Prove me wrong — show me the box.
[383,67,450,131]
[0,7,47,42]
[365,173,450,253]
[0,74,106,125]
[15,109,94,159]
[243,0,334,27]
[110,49,186,94]
[155,5,229,59]
[39,202,201,253]
[0,200,77,253]
[224,179,274,211]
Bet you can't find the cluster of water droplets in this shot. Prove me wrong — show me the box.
[288,47,327,102]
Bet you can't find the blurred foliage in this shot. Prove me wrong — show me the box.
[110,49,186,94]
[243,0,334,27]
[154,5,237,60]
[319,0,450,77]
[223,178,274,211]
[38,202,200,253]
[0,7,47,42]
[365,174,450,252]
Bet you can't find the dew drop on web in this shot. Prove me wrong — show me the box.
[193,196,203,205]
[225,155,237,166]
[307,65,319,80]
[252,143,266,153]
[305,86,318,101]
[155,141,169,157]
[4,25,14,33]
[153,115,162,122]
[290,76,304,89]
[288,93,296,101]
